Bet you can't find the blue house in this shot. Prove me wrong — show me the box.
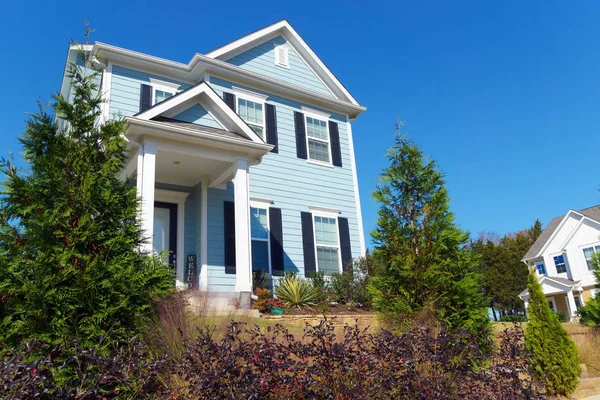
[59,20,366,307]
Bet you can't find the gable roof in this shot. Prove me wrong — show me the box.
[204,19,359,106]
[134,81,265,144]
[522,205,600,261]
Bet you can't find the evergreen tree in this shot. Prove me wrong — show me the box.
[0,49,173,348]
[475,221,543,318]
[369,130,489,335]
[525,270,580,396]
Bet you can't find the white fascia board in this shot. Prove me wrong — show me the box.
[134,82,263,144]
[232,86,268,103]
[301,106,331,120]
[204,20,359,106]
[125,117,273,157]
[90,42,366,119]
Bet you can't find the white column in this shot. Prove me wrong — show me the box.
[200,181,208,291]
[580,291,586,307]
[136,150,144,198]
[567,290,577,321]
[140,141,157,254]
[234,159,252,294]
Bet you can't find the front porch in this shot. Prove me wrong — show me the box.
[120,82,273,307]
[520,276,586,321]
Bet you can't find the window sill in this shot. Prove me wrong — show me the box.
[306,159,334,168]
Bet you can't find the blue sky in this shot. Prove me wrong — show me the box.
[2,1,600,245]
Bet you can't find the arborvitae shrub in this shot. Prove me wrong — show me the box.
[0,54,173,349]
[525,270,581,396]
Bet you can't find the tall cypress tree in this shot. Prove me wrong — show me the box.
[525,270,580,396]
[370,130,489,335]
[0,49,173,348]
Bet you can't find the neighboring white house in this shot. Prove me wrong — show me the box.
[520,205,600,321]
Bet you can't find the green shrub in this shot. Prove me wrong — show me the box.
[274,274,319,309]
[499,314,527,323]
[525,270,580,396]
[0,59,173,349]
[307,271,328,303]
[252,270,270,290]
[554,311,568,323]
[330,258,372,307]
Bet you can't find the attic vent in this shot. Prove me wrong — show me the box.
[274,45,289,68]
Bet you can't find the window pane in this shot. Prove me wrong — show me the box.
[155,90,173,105]
[536,263,545,275]
[317,246,339,276]
[238,99,247,120]
[249,124,264,139]
[548,300,555,311]
[306,117,328,140]
[553,255,567,274]
[314,216,337,246]
[252,240,269,271]
[308,139,330,162]
[250,207,268,239]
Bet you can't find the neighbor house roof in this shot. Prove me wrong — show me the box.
[522,205,600,262]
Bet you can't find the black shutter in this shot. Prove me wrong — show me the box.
[301,212,316,276]
[269,207,284,276]
[265,104,278,153]
[294,111,307,159]
[224,201,236,274]
[140,84,152,112]
[338,217,352,272]
[224,92,236,112]
[329,121,343,167]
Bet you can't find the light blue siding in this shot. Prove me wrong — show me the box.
[207,183,236,291]
[173,104,224,129]
[207,76,361,281]
[109,65,190,117]
[226,36,334,98]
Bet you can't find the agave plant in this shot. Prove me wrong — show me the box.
[274,274,320,309]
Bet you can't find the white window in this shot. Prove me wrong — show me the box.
[250,199,272,273]
[547,299,555,312]
[312,210,341,276]
[274,45,289,68]
[303,108,332,165]
[553,254,567,274]
[233,87,267,139]
[149,78,180,105]
[583,245,600,270]
[238,98,264,138]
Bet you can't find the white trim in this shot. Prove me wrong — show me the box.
[580,242,600,271]
[154,189,190,289]
[249,204,272,276]
[200,181,208,290]
[250,197,273,208]
[274,44,289,68]
[558,218,586,251]
[234,159,252,293]
[311,212,343,275]
[234,90,266,140]
[149,78,181,91]
[308,206,340,218]
[307,159,334,168]
[304,113,332,165]
[101,62,113,121]
[88,43,366,119]
[346,120,366,255]
[301,106,331,120]
[133,82,265,144]
[203,20,360,105]
[232,86,268,102]
[550,252,568,275]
